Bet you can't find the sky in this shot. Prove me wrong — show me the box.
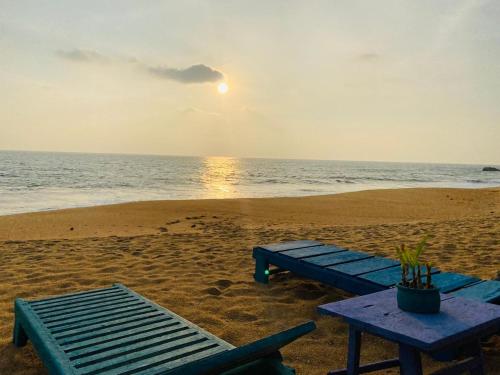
[0,0,499,164]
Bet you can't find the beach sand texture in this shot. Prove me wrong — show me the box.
[0,187,498,374]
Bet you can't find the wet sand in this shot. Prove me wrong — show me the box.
[0,187,498,374]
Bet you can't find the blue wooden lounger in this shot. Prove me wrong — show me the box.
[14,283,315,375]
[253,240,500,304]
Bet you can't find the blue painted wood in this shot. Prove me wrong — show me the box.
[253,247,390,295]
[327,358,400,375]
[304,250,372,267]
[13,284,314,374]
[398,344,422,375]
[280,245,345,259]
[255,240,323,252]
[346,326,361,375]
[328,257,400,276]
[452,280,500,303]
[430,272,480,293]
[253,240,499,306]
[254,254,270,283]
[359,265,439,287]
[318,289,500,352]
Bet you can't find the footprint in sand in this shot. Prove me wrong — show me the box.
[203,287,222,296]
[225,309,258,322]
[215,279,233,289]
[293,283,326,300]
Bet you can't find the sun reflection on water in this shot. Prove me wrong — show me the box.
[201,156,240,198]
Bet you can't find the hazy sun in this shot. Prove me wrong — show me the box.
[217,82,229,94]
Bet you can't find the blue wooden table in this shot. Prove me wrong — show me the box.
[318,289,500,375]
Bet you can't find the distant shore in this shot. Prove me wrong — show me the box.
[0,187,498,374]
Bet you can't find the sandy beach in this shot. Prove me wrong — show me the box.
[0,187,498,374]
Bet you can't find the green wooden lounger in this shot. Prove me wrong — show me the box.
[14,284,315,375]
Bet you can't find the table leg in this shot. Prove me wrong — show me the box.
[346,325,361,375]
[469,340,485,375]
[399,343,423,375]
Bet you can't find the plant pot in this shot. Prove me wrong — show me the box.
[396,283,441,314]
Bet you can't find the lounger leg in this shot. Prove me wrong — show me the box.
[254,255,270,284]
[13,318,28,347]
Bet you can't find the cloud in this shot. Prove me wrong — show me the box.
[357,53,381,62]
[148,64,224,83]
[56,49,224,84]
[56,49,109,63]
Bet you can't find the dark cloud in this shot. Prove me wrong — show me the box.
[357,53,381,62]
[148,64,224,83]
[56,49,109,63]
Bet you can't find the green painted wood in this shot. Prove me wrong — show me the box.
[160,321,316,375]
[31,287,123,307]
[328,257,400,276]
[14,284,313,374]
[74,333,217,373]
[280,245,346,259]
[304,250,372,267]
[46,305,156,330]
[54,312,168,342]
[452,280,500,303]
[67,325,194,360]
[62,320,180,351]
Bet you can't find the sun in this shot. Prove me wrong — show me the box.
[217,82,229,94]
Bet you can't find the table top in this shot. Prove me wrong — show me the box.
[318,289,500,351]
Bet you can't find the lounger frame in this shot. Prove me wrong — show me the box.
[14,283,315,375]
[253,241,500,304]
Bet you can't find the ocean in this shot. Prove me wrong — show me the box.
[0,150,498,216]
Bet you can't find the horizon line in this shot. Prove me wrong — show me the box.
[0,148,498,167]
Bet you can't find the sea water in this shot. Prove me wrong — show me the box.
[0,150,498,215]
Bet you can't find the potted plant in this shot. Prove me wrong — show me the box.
[396,236,440,313]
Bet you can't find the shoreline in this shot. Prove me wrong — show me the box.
[0,187,498,241]
[1,184,499,218]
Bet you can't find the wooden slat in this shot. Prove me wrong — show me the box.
[40,300,146,323]
[79,339,223,375]
[46,305,154,330]
[72,330,204,368]
[55,312,167,342]
[360,266,439,287]
[452,280,500,303]
[35,295,135,315]
[430,273,480,293]
[32,290,129,312]
[328,257,400,276]
[30,286,119,305]
[280,245,345,259]
[63,320,182,352]
[31,288,122,308]
[304,251,372,267]
[256,240,323,252]
[49,306,157,334]
[67,325,192,359]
